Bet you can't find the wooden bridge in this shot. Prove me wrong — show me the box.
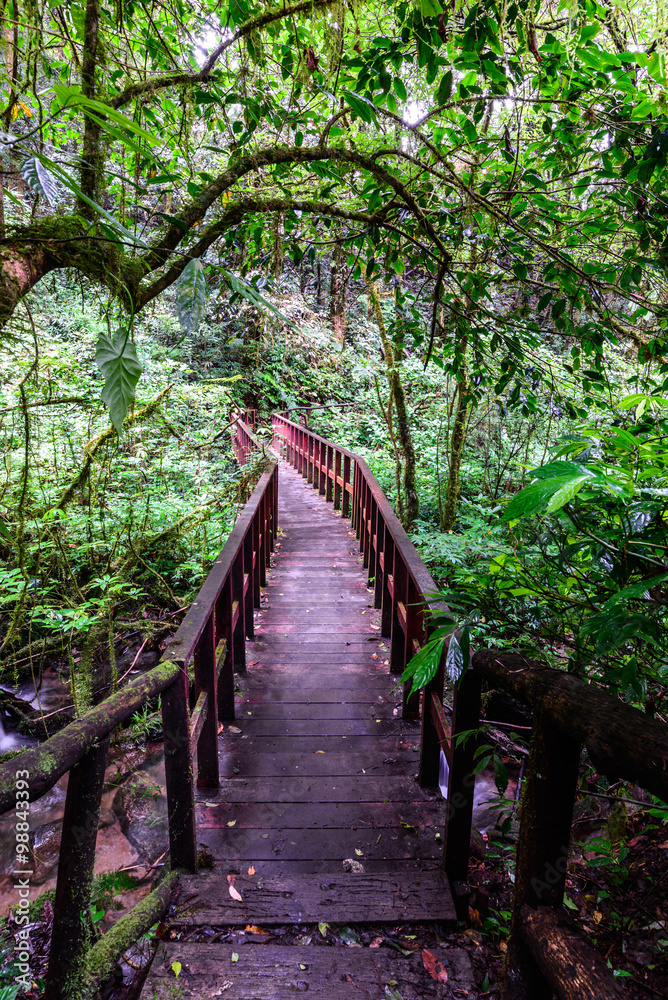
[1,412,666,1000]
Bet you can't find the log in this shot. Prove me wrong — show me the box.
[472,651,668,803]
[519,906,628,1000]
[0,660,180,811]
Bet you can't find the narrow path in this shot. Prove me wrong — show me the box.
[141,461,475,998]
[195,459,445,873]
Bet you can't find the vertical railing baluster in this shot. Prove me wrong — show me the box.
[163,667,198,870]
[442,665,482,915]
[374,512,385,610]
[44,736,111,999]
[232,549,246,673]
[217,579,235,720]
[342,455,351,519]
[334,449,342,510]
[243,527,254,640]
[390,550,407,676]
[403,578,421,717]
[326,444,334,502]
[194,614,219,787]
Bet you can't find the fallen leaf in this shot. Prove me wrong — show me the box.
[227,820,237,827]
[218,724,224,734]
[229,884,243,902]
[315,750,325,754]
[370,936,384,948]
[244,925,269,934]
[228,726,242,734]
[249,660,259,666]
[171,961,182,978]
[247,866,256,875]
[318,922,329,938]
[593,910,603,924]
[231,952,239,963]
[355,848,363,856]
[422,949,448,983]
[401,822,417,833]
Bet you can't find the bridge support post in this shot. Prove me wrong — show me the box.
[44,736,110,1000]
[505,713,581,999]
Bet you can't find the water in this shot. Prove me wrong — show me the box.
[0,720,16,751]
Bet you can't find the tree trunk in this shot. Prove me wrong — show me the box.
[330,237,345,344]
[441,373,471,532]
[367,280,419,529]
[79,0,103,215]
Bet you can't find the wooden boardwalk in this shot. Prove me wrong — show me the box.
[141,461,475,998]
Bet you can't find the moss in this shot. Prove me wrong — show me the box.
[81,870,178,999]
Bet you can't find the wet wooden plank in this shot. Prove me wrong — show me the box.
[194,825,441,863]
[223,718,406,736]
[218,735,421,754]
[218,751,419,777]
[141,943,474,999]
[173,871,456,925]
[195,799,443,830]
[196,775,440,803]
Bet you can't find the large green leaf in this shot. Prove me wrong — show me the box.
[95,329,142,435]
[341,89,376,123]
[401,632,446,696]
[175,259,208,335]
[52,84,159,146]
[222,269,298,331]
[20,156,59,205]
[503,475,588,521]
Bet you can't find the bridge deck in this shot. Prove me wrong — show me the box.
[141,461,474,998]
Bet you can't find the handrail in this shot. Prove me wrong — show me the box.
[272,411,668,1000]
[0,417,276,1000]
[272,412,447,717]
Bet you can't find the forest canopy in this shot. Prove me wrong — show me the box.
[2,0,668,429]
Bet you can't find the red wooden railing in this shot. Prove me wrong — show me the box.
[0,417,276,1000]
[272,412,445,717]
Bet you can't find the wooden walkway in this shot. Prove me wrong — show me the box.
[141,461,475,998]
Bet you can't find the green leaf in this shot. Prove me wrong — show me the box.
[419,0,443,14]
[222,269,297,331]
[443,633,461,683]
[20,156,58,205]
[95,329,142,436]
[503,475,588,521]
[0,519,11,542]
[52,84,159,145]
[435,71,453,104]
[401,632,446,695]
[175,259,208,336]
[341,89,375,123]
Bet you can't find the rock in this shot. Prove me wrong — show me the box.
[342,858,365,873]
[112,775,168,862]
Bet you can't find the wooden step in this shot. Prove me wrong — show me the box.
[140,942,475,999]
[171,871,457,927]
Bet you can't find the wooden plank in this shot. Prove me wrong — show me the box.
[173,871,456,925]
[141,943,474,999]
[217,735,421,754]
[223,718,407,736]
[195,799,444,830]
[194,825,440,862]
[196,775,440,803]
[218,752,419,777]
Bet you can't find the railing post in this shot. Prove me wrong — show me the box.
[319,440,327,495]
[373,512,385,609]
[419,641,446,787]
[443,665,482,916]
[390,548,407,676]
[380,532,394,637]
[162,667,198,871]
[334,449,342,510]
[506,712,581,1000]
[232,549,246,672]
[326,444,334,502]
[44,736,110,1000]
[194,613,219,788]
[243,527,255,639]
[342,455,351,519]
[217,578,235,720]
[403,579,421,718]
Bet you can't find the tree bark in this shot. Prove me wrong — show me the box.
[330,236,345,344]
[441,374,471,532]
[79,0,103,214]
[367,280,419,529]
